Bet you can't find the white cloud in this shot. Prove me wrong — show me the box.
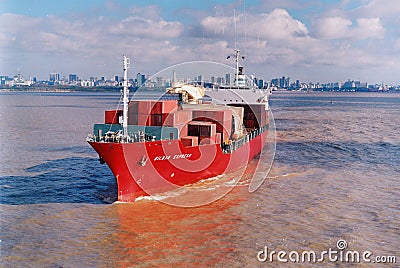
[355,18,385,39]
[200,9,308,41]
[0,2,399,84]
[111,16,183,39]
[315,16,385,40]
[351,0,400,17]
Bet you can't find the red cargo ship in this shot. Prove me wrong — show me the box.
[87,52,271,202]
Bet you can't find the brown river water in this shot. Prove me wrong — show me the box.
[0,91,399,267]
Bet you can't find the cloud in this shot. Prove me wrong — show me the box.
[315,16,385,40]
[200,8,308,41]
[0,1,399,84]
[0,10,187,77]
[351,0,400,17]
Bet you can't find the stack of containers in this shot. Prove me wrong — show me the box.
[191,109,232,141]
[163,109,191,138]
[151,100,178,126]
[187,121,217,145]
[127,100,178,126]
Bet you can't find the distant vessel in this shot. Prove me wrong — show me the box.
[87,50,271,202]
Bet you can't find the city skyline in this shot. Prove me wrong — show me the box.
[1,0,400,84]
[3,68,398,92]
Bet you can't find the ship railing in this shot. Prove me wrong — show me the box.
[88,130,158,143]
[221,124,269,154]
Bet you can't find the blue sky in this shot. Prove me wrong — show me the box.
[1,0,399,84]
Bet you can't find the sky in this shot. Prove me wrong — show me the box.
[1,0,400,84]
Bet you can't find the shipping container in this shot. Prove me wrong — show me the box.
[188,121,216,137]
[105,110,123,124]
[137,114,151,126]
[128,101,139,114]
[127,114,138,125]
[192,117,232,141]
[215,133,222,144]
[163,110,190,126]
[176,124,188,138]
[137,100,156,115]
[152,100,178,114]
[181,136,199,147]
[192,109,232,123]
[150,114,163,126]
[199,136,216,145]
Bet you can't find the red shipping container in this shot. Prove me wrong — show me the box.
[128,101,139,114]
[163,110,190,126]
[192,109,232,122]
[105,110,122,124]
[150,114,163,126]
[181,136,198,147]
[128,113,138,125]
[152,100,178,114]
[192,117,231,141]
[199,136,216,145]
[176,124,188,138]
[188,121,216,137]
[215,133,222,144]
[137,100,155,115]
[137,114,150,126]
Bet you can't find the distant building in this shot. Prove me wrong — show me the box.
[69,74,78,82]
[342,80,355,89]
[225,73,231,85]
[136,73,146,87]
[49,73,60,82]
[156,77,164,87]
[258,79,265,89]
[0,75,8,85]
[81,80,94,87]
[271,78,279,87]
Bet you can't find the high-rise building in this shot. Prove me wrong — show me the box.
[280,76,285,88]
[136,73,146,87]
[49,73,60,82]
[270,78,277,87]
[69,74,78,82]
[156,77,164,87]
[258,79,265,89]
[225,73,231,85]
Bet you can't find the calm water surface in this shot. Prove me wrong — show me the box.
[0,91,399,267]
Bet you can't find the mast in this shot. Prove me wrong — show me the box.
[122,55,130,139]
[234,49,240,87]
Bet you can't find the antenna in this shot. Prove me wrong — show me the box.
[233,9,237,49]
[122,55,130,140]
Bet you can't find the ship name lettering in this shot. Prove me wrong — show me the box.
[173,153,192,159]
[154,155,171,161]
[153,154,192,161]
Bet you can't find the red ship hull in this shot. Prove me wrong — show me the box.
[88,130,268,202]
